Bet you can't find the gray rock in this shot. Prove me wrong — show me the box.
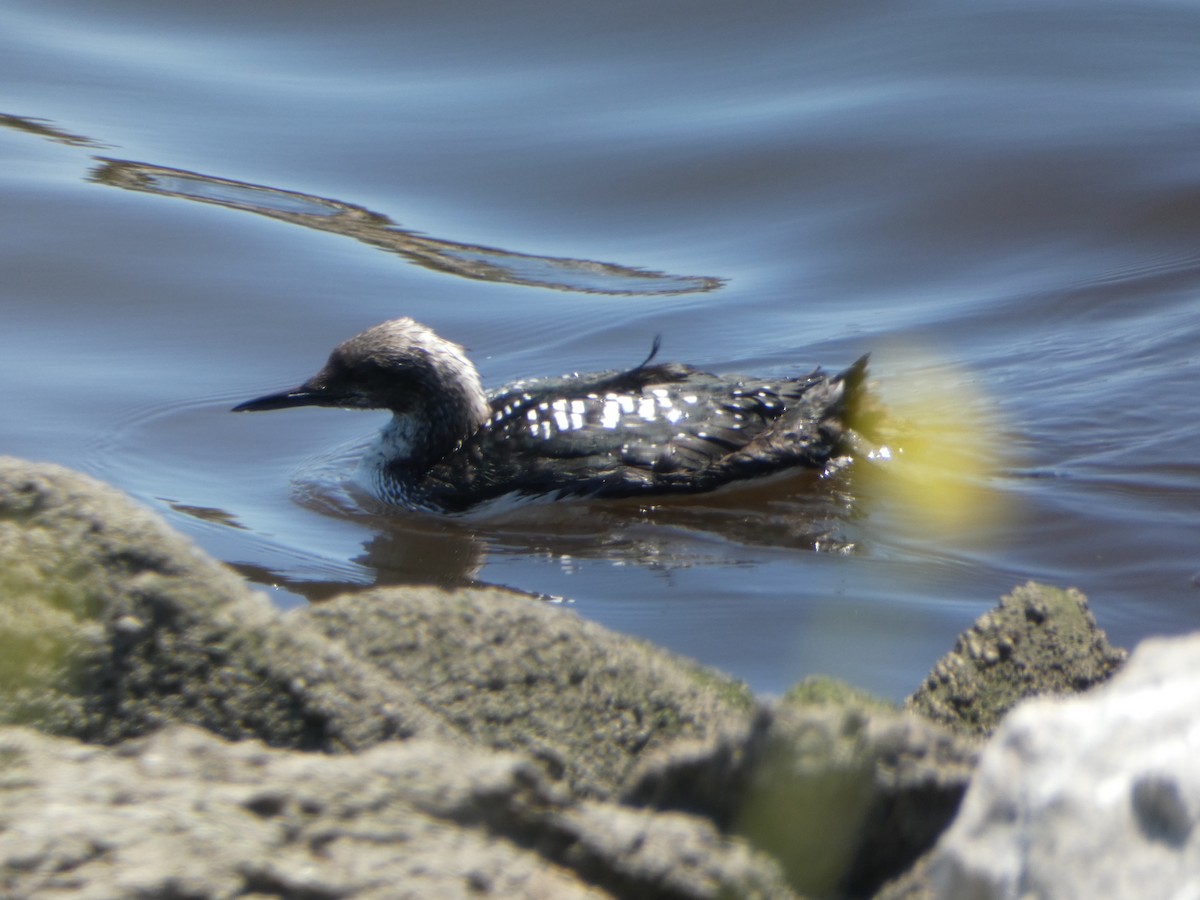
[0,724,796,900]
[908,581,1127,736]
[0,457,799,898]
[930,630,1200,900]
[301,587,754,800]
[9,457,1142,899]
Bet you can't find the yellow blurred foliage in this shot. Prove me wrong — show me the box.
[852,346,1016,536]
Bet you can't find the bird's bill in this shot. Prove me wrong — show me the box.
[232,387,325,412]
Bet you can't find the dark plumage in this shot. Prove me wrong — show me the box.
[234,318,869,513]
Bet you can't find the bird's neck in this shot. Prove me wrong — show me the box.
[371,396,487,475]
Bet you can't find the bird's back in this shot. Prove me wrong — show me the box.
[411,355,868,512]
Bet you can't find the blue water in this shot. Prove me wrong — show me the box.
[4,0,1200,697]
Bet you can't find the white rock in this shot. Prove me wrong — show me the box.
[931,632,1200,900]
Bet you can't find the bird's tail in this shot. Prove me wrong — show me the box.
[836,353,870,397]
[835,353,885,439]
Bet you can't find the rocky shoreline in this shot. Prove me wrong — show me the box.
[1,455,1190,899]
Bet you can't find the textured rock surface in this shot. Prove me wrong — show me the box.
[930,631,1200,900]
[907,581,1127,736]
[5,456,1147,899]
[623,693,978,898]
[0,724,796,900]
[0,457,754,800]
[302,586,755,800]
[0,456,452,749]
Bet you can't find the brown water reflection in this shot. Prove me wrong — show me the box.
[207,466,860,602]
[0,112,109,149]
[2,109,724,296]
[90,157,723,296]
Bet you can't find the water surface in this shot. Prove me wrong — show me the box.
[4,0,1200,697]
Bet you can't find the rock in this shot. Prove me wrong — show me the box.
[0,724,797,900]
[0,457,755,800]
[300,587,754,800]
[783,674,902,713]
[9,457,1149,898]
[929,630,1200,899]
[623,690,978,898]
[907,581,1127,736]
[0,456,453,749]
[0,458,797,897]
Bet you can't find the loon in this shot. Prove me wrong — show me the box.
[233,318,869,513]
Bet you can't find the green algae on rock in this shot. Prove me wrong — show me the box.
[0,456,452,748]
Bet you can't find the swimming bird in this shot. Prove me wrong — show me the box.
[233,318,869,513]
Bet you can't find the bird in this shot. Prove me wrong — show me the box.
[233,317,869,514]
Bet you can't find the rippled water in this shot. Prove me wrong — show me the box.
[4,0,1199,697]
